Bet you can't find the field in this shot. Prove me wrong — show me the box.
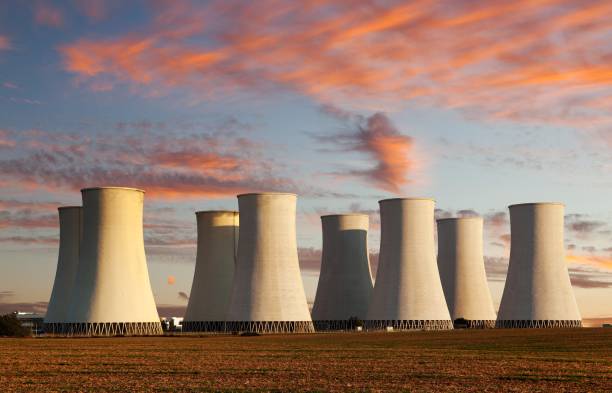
[0,329,610,392]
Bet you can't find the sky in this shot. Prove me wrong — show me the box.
[0,0,611,322]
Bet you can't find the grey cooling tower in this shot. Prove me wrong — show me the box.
[183,210,238,332]
[437,217,496,328]
[496,203,582,328]
[311,214,373,330]
[226,193,314,333]
[66,187,163,336]
[44,206,82,334]
[366,198,453,330]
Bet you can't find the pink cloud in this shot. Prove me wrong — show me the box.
[57,0,612,134]
[315,112,414,193]
[0,126,310,199]
[0,36,10,51]
[33,2,65,28]
[74,0,112,21]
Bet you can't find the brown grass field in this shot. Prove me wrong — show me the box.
[0,328,610,392]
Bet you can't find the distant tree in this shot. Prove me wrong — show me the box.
[0,314,31,337]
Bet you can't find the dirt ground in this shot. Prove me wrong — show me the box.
[0,328,610,392]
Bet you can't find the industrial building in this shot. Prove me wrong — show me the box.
[226,193,314,333]
[366,198,453,330]
[311,214,373,330]
[183,210,239,332]
[65,187,163,336]
[437,217,496,328]
[496,203,582,328]
[44,206,82,335]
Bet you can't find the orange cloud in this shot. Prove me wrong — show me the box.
[350,113,414,193]
[58,0,612,134]
[0,126,303,200]
[33,2,64,28]
[567,253,612,271]
[75,0,113,21]
[0,35,10,51]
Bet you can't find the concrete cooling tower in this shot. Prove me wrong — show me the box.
[44,206,82,335]
[437,217,496,328]
[311,214,373,330]
[183,211,239,332]
[366,198,453,330]
[496,203,582,328]
[226,193,314,333]
[66,187,162,336]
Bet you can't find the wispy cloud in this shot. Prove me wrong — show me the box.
[0,35,10,51]
[0,126,304,199]
[58,0,612,136]
[33,2,64,28]
[315,112,415,193]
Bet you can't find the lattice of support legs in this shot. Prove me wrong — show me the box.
[49,322,163,336]
[495,320,582,328]
[313,320,365,331]
[182,321,226,332]
[365,319,454,331]
[453,320,496,329]
[225,321,315,334]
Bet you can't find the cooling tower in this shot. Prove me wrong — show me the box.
[226,193,314,333]
[496,203,582,328]
[65,187,163,336]
[437,217,496,328]
[44,206,82,335]
[366,198,452,330]
[183,211,239,332]
[312,214,373,330]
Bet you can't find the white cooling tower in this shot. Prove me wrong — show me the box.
[226,193,314,333]
[44,206,82,335]
[366,198,452,330]
[66,187,162,336]
[496,203,582,328]
[437,217,496,328]
[312,214,373,330]
[183,210,238,332]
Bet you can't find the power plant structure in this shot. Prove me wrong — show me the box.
[65,187,163,336]
[311,214,373,330]
[44,206,82,335]
[437,217,496,328]
[183,210,239,332]
[366,198,453,330]
[226,193,314,333]
[496,203,582,328]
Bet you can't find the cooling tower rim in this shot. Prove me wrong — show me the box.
[508,202,564,208]
[378,197,435,203]
[320,213,369,219]
[437,216,482,222]
[237,192,297,197]
[81,186,145,193]
[195,210,239,215]
[57,205,81,210]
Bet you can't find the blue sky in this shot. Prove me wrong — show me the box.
[0,0,611,320]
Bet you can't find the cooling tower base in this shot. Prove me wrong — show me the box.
[182,321,226,332]
[47,322,163,336]
[313,320,366,331]
[226,321,315,334]
[495,320,582,328]
[453,319,496,329]
[365,319,453,331]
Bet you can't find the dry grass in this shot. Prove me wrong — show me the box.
[0,328,610,392]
